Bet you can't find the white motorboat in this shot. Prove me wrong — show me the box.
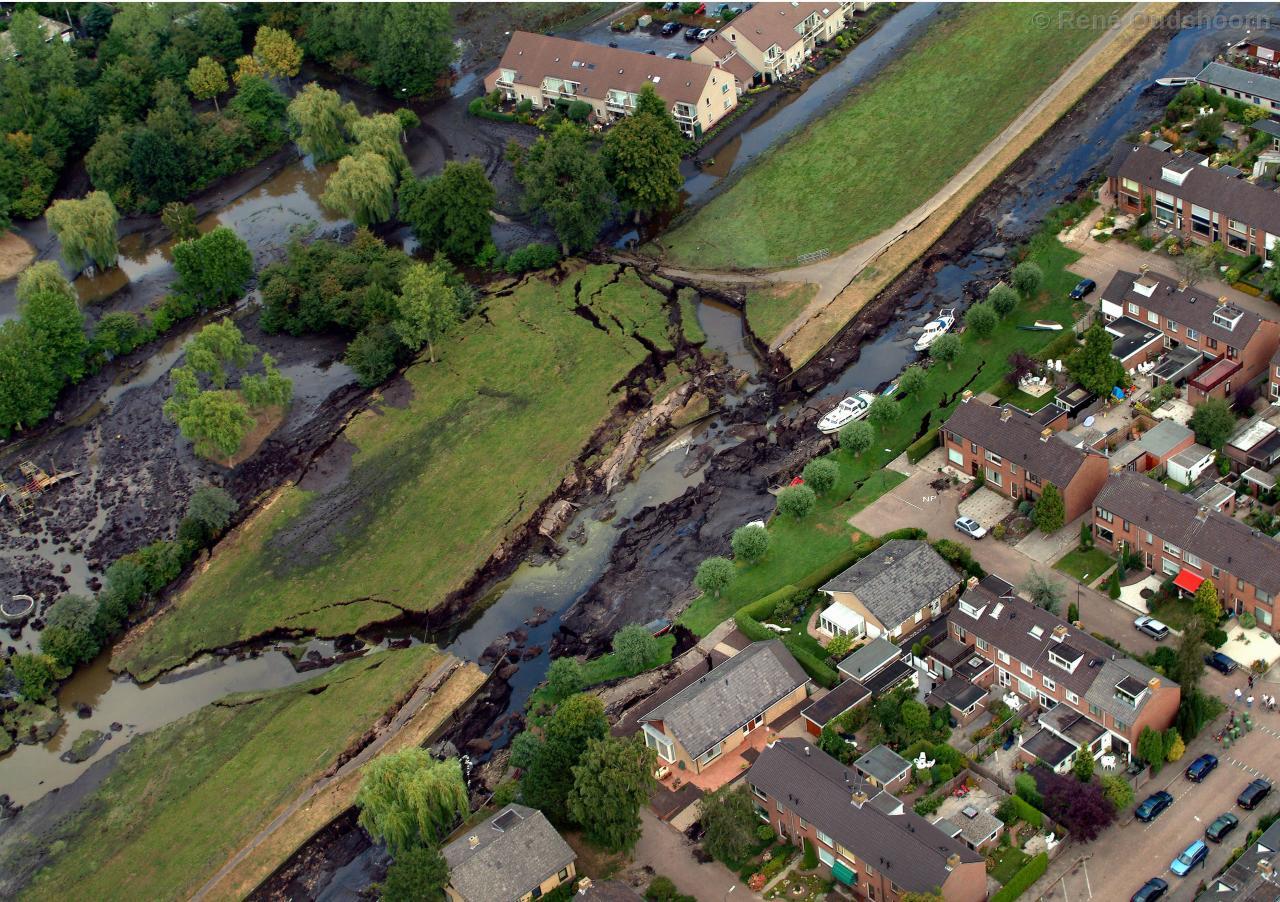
[914,308,957,352]
[817,390,875,434]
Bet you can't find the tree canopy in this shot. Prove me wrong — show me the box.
[398,162,496,264]
[287,83,357,163]
[321,150,397,226]
[1188,397,1237,450]
[603,85,683,220]
[356,750,469,854]
[510,122,614,254]
[1068,324,1124,396]
[172,226,254,309]
[521,693,608,825]
[567,735,656,851]
[47,191,120,271]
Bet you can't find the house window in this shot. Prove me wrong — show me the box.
[1212,566,1221,578]
[1260,590,1274,605]
[948,447,963,465]
[643,725,676,763]
[1122,178,1140,193]
[1185,553,1201,569]
[1258,608,1272,627]
[816,829,833,847]
[998,650,1010,664]
[1228,218,1248,233]
[752,784,769,801]
[986,468,1002,486]
[1020,663,1032,677]
[559,868,571,881]
[1164,541,1181,559]
[1042,675,1056,691]
[1089,703,1103,718]
[986,451,1003,465]
[1096,507,1114,523]
[1167,319,1178,333]
[1208,337,1219,350]
[977,638,988,651]
[722,83,729,93]
[698,742,724,768]
[1115,719,1129,734]
[1187,327,1199,341]
[1147,311,1159,325]
[1127,302,1139,315]
[1066,690,1079,704]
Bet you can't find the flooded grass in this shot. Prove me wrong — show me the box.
[662,2,1125,270]
[113,264,678,680]
[747,282,819,345]
[10,646,443,902]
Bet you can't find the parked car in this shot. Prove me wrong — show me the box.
[608,40,619,47]
[696,27,716,41]
[1070,278,1097,300]
[1205,812,1239,843]
[646,49,657,54]
[1204,651,1239,675]
[661,20,681,35]
[663,1,679,10]
[684,25,701,39]
[1238,778,1273,810]
[1134,615,1170,641]
[1131,878,1168,902]
[1170,839,1208,876]
[666,51,688,59]
[1135,790,1174,823]
[954,516,987,540]
[1185,753,1219,782]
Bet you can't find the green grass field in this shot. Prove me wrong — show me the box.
[1053,548,1115,584]
[680,232,1088,635]
[527,634,677,719]
[662,3,1123,270]
[747,283,819,345]
[16,646,442,901]
[115,266,677,680]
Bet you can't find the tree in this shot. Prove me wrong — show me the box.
[1188,397,1237,450]
[1024,569,1064,615]
[1079,521,1094,551]
[40,594,101,667]
[21,286,87,384]
[233,54,266,85]
[172,226,254,309]
[964,302,998,338]
[1174,244,1215,288]
[187,484,238,537]
[1073,749,1095,783]
[776,484,816,519]
[1011,261,1043,299]
[228,75,289,144]
[695,556,735,597]
[286,83,357,163]
[839,420,873,455]
[867,396,900,429]
[1101,774,1134,810]
[379,844,448,902]
[1014,773,1042,808]
[898,365,927,396]
[183,319,257,388]
[731,523,770,564]
[398,162,496,264]
[603,85,683,221]
[322,151,396,226]
[900,700,930,739]
[240,353,294,410]
[1164,729,1185,762]
[93,311,146,356]
[161,202,200,242]
[1193,579,1221,623]
[350,113,411,177]
[345,323,402,388]
[253,26,303,80]
[187,56,228,111]
[394,263,461,363]
[522,693,608,824]
[545,657,585,702]
[699,785,759,865]
[1136,726,1167,772]
[1068,324,1125,397]
[568,735,656,851]
[930,332,961,368]
[356,750,469,854]
[801,458,838,495]
[988,282,1018,316]
[1033,483,1065,534]
[16,261,76,306]
[166,386,253,458]
[509,731,543,770]
[613,623,659,673]
[825,633,855,661]
[10,654,58,702]
[46,191,119,271]
[368,4,457,98]
[1039,770,1114,841]
[510,122,614,254]
[1007,350,1037,385]
[1175,616,1209,695]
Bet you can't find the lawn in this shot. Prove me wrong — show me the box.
[1148,593,1196,631]
[747,282,819,345]
[114,264,679,680]
[662,3,1125,270]
[989,846,1031,885]
[1053,548,1115,584]
[14,646,444,901]
[527,634,676,718]
[680,232,1087,636]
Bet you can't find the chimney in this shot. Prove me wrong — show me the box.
[947,853,962,871]
[1052,624,1068,642]
[1218,296,1229,307]
[1040,427,1053,442]
[577,877,594,894]
[468,834,480,849]
[966,576,979,589]
[961,390,973,403]
[1000,407,1013,422]
[1178,279,1189,292]
[1196,505,1209,523]
[1261,860,1274,878]
[1149,677,1160,690]
[851,789,868,808]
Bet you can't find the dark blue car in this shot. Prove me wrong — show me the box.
[1204,652,1238,675]
[1186,754,1219,782]
[1136,790,1174,822]
[1131,877,1168,902]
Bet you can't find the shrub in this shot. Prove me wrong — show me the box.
[802,458,838,495]
[965,302,998,338]
[988,283,1018,316]
[932,539,985,579]
[991,852,1048,902]
[839,420,873,455]
[1011,261,1044,299]
[695,556,735,597]
[1101,774,1134,809]
[731,524,771,564]
[755,824,775,843]
[505,243,561,274]
[1014,773,1042,808]
[802,838,818,870]
[776,484,816,520]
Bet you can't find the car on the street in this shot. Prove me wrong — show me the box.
[1185,753,1219,782]
[684,25,701,39]
[696,27,715,41]
[1204,651,1239,675]
[1170,839,1209,876]
[666,51,688,59]
[1135,790,1174,823]
[1070,278,1097,300]
[661,21,681,35]
[1134,615,1170,641]
[953,516,987,539]
[1238,778,1273,810]
[1205,812,1239,843]
[1131,877,1168,902]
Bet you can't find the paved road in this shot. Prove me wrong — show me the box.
[632,808,754,901]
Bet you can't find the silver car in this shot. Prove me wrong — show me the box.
[1135,615,1170,641]
[954,516,987,539]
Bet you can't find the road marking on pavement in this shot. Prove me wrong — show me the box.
[1227,755,1263,777]
[1082,861,1092,900]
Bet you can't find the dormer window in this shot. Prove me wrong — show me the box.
[1049,645,1083,673]
[1160,165,1190,186]
[959,598,986,619]
[1132,277,1157,297]
[1029,625,1045,640]
[1213,306,1243,330]
[1114,675,1146,707]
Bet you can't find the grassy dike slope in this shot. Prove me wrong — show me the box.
[14,647,444,902]
[115,265,675,680]
[661,2,1124,270]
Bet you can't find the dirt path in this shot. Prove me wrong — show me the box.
[0,232,35,283]
[190,655,477,902]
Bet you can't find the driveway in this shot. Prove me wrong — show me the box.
[632,808,755,902]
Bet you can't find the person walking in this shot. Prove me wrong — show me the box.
[1247,695,1254,709]
[1249,674,1255,690]
[1235,687,1243,705]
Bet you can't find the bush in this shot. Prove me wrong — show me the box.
[802,838,818,870]
[1011,261,1044,299]
[965,303,998,338]
[1014,773,1042,808]
[731,523,771,564]
[802,458,838,495]
[839,420,873,455]
[695,556,735,597]
[776,484,816,520]
[755,824,775,843]
[566,99,592,122]
[991,852,1048,902]
[1101,774,1134,810]
[504,243,562,274]
[932,538,985,579]
[988,283,1019,316]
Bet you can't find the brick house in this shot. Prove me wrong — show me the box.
[1271,348,1280,402]
[1224,415,1280,474]
[1231,33,1280,71]
[442,804,577,902]
[1091,472,1280,631]
[949,583,1180,763]
[485,32,738,138]
[1098,269,1280,402]
[690,1,866,83]
[941,397,1111,522]
[747,739,988,901]
[817,539,963,641]
[1108,144,1280,258]
[639,640,808,774]
[1197,60,1280,112]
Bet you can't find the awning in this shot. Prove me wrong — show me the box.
[1173,568,1205,594]
[832,860,856,886]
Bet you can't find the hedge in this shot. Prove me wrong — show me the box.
[1035,329,1078,362]
[990,852,1048,902]
[931,538,986,579]
[1006,794,1044,829]
[907,428,940,464]
[739,584,798,622]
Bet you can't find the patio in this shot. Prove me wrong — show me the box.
[654,710,813,795]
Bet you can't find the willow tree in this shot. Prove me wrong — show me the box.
[321,151,396,226]
[46,191,119,271]
[356,750,469,854]
[286,83,356,163]
[351,112,410,178]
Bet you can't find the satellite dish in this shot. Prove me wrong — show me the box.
[1083,415,1095,428]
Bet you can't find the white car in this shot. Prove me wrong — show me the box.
[954,516,987,539]
[696,27,715,41]
[1134,615,1170,641]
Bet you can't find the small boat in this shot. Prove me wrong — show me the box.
[1017,320,1064,332]
[817,390,875,434]
[914,308,956,352]
[881,381,898,397]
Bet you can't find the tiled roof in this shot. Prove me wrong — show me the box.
[697,33,759,82]
[1111,144,1280,236]
[443,805,576,902]
[1101,270,1263,350]
[1198,61,1280,103]
[1095,472,1280,594]
[747,740,982,893]
[640,640,808,758]
[723,2,834,53]
[944,399,1092,488]
[820,540,960,630]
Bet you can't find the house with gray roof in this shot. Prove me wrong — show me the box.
[818,539,963,641]
[1197,817,1280,900]
[1198,60,1280,110]
[854,744,913,792]
[442,804,576,902]
[639,640,809,775]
